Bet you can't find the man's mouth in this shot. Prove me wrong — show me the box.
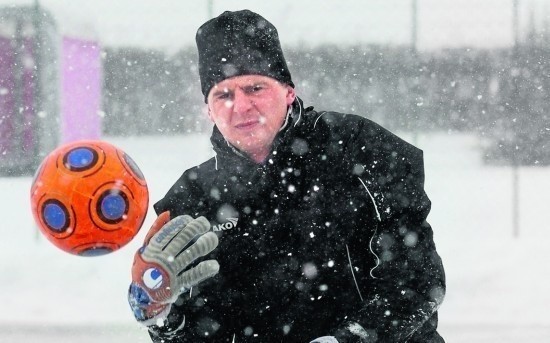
[235,120,259,129]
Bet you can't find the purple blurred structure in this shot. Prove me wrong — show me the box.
[0,5,102,176]
[61,37,102,143]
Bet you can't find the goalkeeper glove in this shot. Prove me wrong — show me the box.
[128,212,219,325]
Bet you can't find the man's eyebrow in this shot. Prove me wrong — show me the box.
[211,88,231,97]
[243,81,268,89]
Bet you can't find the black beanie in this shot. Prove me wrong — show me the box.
[196,10,294,102]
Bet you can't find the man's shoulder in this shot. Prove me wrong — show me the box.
[184,156,217,174]
[306,109,386,136]
[179,156,218,186]
[164,156,218,196]
[153,156,217,216]
[305,109,420,156]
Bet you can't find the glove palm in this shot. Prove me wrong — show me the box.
[129,212,219,323]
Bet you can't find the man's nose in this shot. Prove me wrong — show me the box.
[232,88,253,113]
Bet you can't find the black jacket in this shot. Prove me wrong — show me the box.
[151,99,446,342]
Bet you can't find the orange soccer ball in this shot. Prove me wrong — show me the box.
[30,140,149,256]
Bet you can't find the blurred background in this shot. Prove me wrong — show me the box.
[0,1,549,342]
[1,0,550,173]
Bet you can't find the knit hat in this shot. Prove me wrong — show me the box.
[196,10,294,102]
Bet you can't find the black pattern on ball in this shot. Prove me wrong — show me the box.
[123,153,145,181]
[79,247,113,257]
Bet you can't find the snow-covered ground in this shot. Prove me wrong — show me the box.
[1,131,549,342]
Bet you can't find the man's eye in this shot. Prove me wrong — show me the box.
[252,85,263,92]
[217,93,230,100]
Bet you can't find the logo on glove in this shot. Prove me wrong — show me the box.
[155,223,181,244]
[143,267,163,289]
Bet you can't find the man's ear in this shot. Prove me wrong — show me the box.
[206,105,214,122]
[285,86,296,106]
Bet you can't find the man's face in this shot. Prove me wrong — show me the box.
[207,75,296,162]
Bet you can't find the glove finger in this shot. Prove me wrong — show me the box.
[178,259,220,291]
[173,231,219,272]
[164,216,211,255]
[143,211,171,246]
[149,215,194,249]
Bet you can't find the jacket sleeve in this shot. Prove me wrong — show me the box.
[333,120,446,342]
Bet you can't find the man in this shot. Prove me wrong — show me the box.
[128,9,445,343]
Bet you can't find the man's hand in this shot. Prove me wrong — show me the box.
[128,212,220,324]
